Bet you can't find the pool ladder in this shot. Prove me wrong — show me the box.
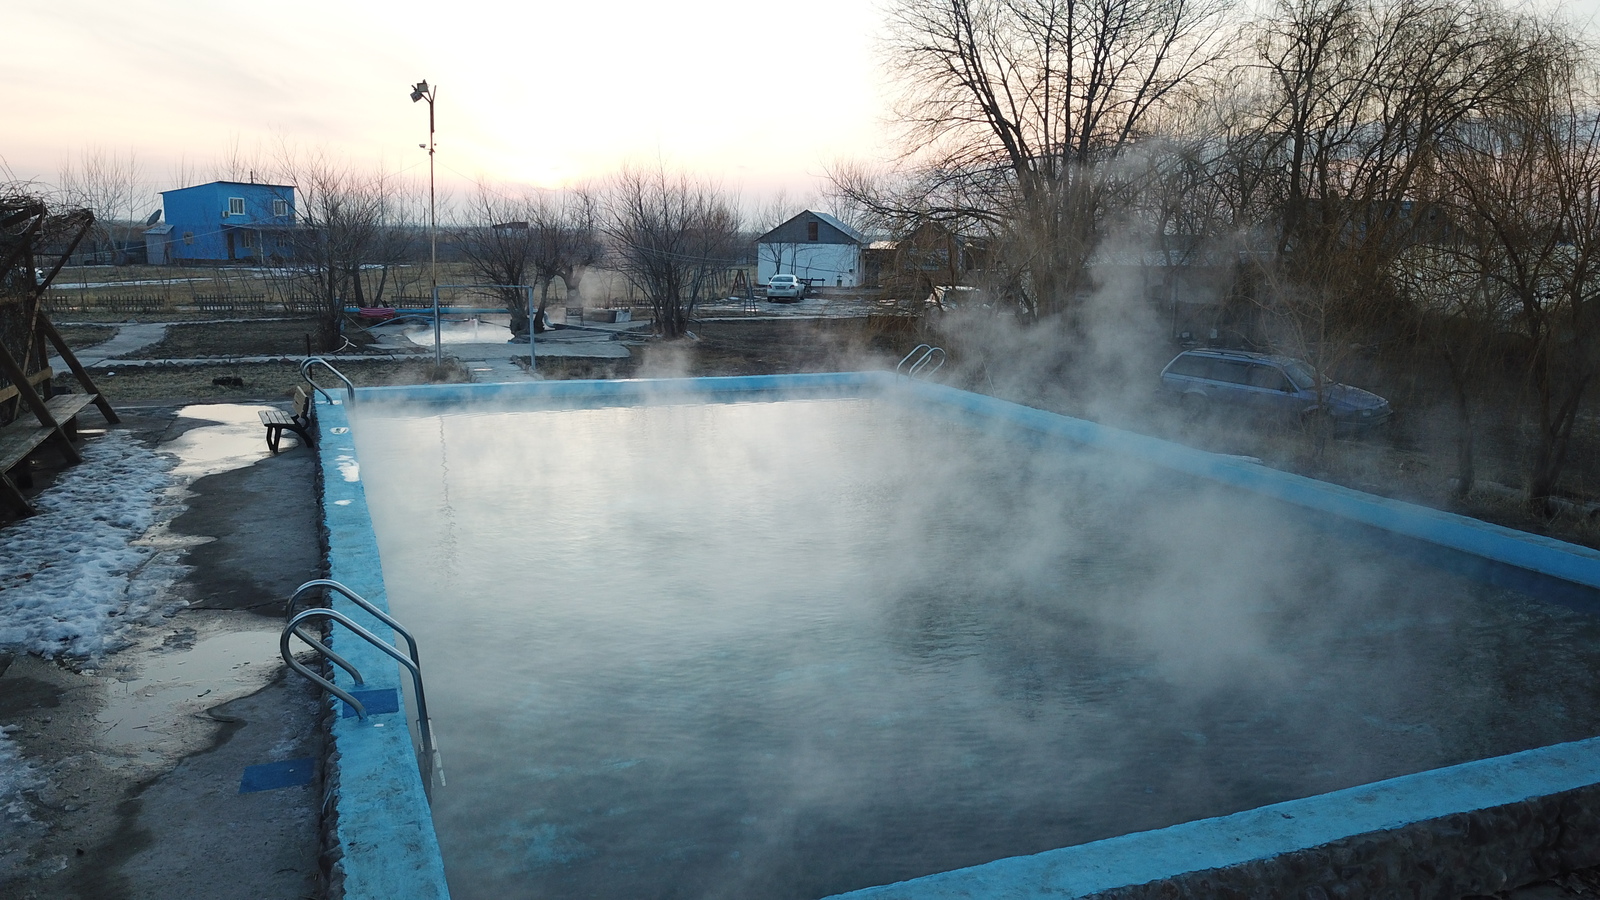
[897,344,946,378]
[301,357,355,405]
[280,579,442,791]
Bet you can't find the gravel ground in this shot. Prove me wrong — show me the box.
[121,318,370,359]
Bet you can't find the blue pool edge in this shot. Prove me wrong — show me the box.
[317,394,453,900]
[316,371,1600,899]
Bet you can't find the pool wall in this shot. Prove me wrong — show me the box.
[315,394,452,900]
[314,372,1600,899]
[827,735,1600,899]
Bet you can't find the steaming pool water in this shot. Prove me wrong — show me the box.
[339,382,1600,900]
[400,316,515,346]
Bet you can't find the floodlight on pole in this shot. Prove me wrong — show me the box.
[409,80,439,366]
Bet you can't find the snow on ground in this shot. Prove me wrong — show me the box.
[0,432,179,659]
[0,727,41,824]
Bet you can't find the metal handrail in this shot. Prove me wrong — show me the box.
[279,604,439,786]
[288,579,422,672]
[279,618,369,718]
[300,357,355,405]
[896,344,946,378]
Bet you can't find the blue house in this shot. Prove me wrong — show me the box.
[156,181,297,263]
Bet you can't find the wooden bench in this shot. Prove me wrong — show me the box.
[260,386,315,455]
[0,391,100,514]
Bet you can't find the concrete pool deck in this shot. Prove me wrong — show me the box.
[315,371,1600,900]
[0,402,326,899]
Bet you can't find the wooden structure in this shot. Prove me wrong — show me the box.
[0,194,120,517]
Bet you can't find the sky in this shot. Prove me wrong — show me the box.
[4,0,897,208]
[6,0,1599,215]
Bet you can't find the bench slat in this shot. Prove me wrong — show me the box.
[0,422,54,472]
[43,392,96,422]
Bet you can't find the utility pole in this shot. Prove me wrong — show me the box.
[409,80,439,363]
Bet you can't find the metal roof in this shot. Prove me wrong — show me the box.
[810,211,865,244]
[160,180,296,194]
[756,210,866,246]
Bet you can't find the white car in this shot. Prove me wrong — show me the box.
[766,274,804,301]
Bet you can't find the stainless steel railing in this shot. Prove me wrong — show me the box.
[280,579,441,789]
[896,344,947,378]
[300,357,355,405]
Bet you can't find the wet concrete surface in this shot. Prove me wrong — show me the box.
[166,407,322,614]
[0,401,326,899]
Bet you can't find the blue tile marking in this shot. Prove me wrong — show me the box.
[341,687,401,718]
[239,757,316,794]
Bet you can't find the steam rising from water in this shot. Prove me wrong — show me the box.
[351,396,1600,900]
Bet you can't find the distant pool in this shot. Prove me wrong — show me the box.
[339,383,1600,900]
[401,316,514,345]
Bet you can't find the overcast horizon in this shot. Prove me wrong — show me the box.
[5,0,898,209]
[6,0,1600,215]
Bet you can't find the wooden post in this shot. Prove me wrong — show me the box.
[0,338,78,464]
[34,314,118,424]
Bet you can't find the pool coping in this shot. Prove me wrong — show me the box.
[316,393,452,900]
[316,371,1600,899]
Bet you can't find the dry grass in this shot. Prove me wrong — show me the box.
[54,325,116,348]
[65,358,470,403]
[123,318,369,359]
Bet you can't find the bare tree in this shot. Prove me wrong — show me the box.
[457,185,539,334]
[878,0,1233,320]
[604,166,742,339]
[459,185,605,336]
[1247,0,1541,328]
[273,150,420,349]
[1155,0,1563,465]
[528,190,603,333]
[1429,56,1600,513]
[1391,236,1508,499]
[56,147,148,265]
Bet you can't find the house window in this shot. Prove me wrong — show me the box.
[240,230,255,249]
[228,197,246,217]
[273,199,289,217]
[183,231,195,245]
[807,221,819,241]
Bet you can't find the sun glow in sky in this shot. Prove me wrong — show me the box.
[4,0,897,203]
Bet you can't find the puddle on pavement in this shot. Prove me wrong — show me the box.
[165,404,276,480]
[94,629,282,765]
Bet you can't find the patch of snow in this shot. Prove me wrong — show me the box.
[0,432,179,659]
[0,727,42,824]
[336,455,359,482]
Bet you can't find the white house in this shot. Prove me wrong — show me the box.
[756,211,866,288]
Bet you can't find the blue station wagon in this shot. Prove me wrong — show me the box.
[1159,349,1392,429]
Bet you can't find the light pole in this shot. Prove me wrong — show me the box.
[409,80,439,365]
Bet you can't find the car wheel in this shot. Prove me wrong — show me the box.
[1180,392,1208,424]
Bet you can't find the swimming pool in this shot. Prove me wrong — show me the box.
[313,373,1600,899]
